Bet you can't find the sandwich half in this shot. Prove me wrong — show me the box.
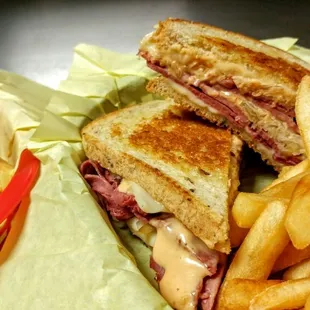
[81,100,242,310]
[139,18,310,171]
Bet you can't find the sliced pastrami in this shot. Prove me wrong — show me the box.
[144,61,302,166]
[80,160,149,221]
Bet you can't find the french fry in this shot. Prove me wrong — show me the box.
[285,173,310,249]
[232,173,308,230]
[232,192,269,228]
[216,279,282,310]
[225,200,289,281]
[249,278,310,310]
[273,243,310,272]
[261,172,308,199]
[305,295,310,310]
[296,75,310,158]
[232,192,288,228]
[263,159,308,191]
[283,258,310,280]
[229,211,249,247]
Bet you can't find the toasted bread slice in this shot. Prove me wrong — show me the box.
[140,18,310,109]
[82,100,242,253]
[146,77,303,169]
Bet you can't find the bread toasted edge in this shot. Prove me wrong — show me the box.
[82,106,237,253]
[147,76,282,171]
[141,18,310,110]
[152,18,310,71]
[146,77,226,126]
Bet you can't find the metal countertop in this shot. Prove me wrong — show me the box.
[1,0,310,88]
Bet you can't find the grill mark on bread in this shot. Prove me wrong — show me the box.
[185,177,196,192]
[196,36,309,86]
[199,168,211,176]
[185,176,194,184]
[128,112,232,172]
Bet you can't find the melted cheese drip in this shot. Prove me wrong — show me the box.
[118,179,169,213]
[151,217,211,310]
[140,32,159,57]
[126,217,157,247]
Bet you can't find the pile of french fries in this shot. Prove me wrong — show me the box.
[217,76,310,309]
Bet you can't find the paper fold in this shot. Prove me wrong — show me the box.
[1,37,309,309]
[0,70,170,310]
[58,44,158,111]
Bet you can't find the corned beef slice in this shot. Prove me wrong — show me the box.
[143,59,301,166]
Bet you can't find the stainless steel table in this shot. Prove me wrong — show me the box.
[1,0,310,88]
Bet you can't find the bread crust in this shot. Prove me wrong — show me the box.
[147,77,226,126]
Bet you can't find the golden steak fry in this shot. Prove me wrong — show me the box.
[284,258,310,280]
[216,279,282,310]
[273,243,310,272]
[263,159,308,191]
[229,212,248,248]
[285,174,310,249]
[232,192,288,228]
[305,295,310,310]
[296,75,310,158]
[261,172,308,199]
[225,200,289,281]
[250,278,310,310]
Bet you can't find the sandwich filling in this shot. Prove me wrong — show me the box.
[139,51,305,167]
[80,159,225,310]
